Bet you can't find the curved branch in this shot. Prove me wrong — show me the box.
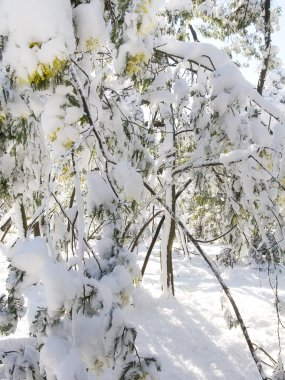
[195,224,237,244]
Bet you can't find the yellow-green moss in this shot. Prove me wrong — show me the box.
[259,149,273,171]
[63,139,75,150]
[29,41,42,49]
[0,112,6,122]
[85,37,99,52]
[135,0,151,14]
[126,53,148,77]
[28,58,68,89]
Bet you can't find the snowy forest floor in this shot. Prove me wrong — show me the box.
[0,244,285,379]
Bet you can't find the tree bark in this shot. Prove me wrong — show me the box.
[257,0,271,95]
[20,203,28,238]
[166,184,175,295]
[33,221,41,237]
[141,215,165,276]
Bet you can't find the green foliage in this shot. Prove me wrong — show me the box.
[0,292,24,336]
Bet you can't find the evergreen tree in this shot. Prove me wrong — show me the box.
[0,0,284,379]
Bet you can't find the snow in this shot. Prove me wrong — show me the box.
[156,36,285,125]
[2,0,74,82]
[73,1,107,53]
[1,2,285,378]
[1,244,284,379]
[112,160,144,203]
[165,0,193,12]
[156,36,232,71]
[74,315,108,371]
[5,238,81,318]
[40,337,89,380]
[8,238,49,286]
[87,171,116,212]
[41,261,80,317]
[128,246,285,379]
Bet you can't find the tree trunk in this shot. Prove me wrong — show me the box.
[257,0,271,95]
[160,105,176,296]
[161,190,175,296]
[142,215,165,276]
[20,203,28,238]
[33,221,41,237]
[166,184,175,295]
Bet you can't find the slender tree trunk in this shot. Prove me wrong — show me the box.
[166,184,175,295]
[160,105,176,296]
[33,221,41,237]
[257,0,271,95]
[142,215,165,276]
[20,203,28,238]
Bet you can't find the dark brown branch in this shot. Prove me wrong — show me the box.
[130,210,163,252]
[195,224,237,244]
[0,217,11,232]
[189,25,200,42]
[70,64,115,165]
[0,218,11,243]
[175,178,193,199]
[67,187,76,233]
[33,222,41,237]
[20,203,28,238]
[141,215,165,276]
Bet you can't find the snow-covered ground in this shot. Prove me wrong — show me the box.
[129,245,285,380]
[0,244,284,379]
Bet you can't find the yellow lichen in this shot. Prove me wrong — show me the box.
[133,276,142,287]
[126,53,148,77]
[49,129,59,142]
[259,149,273,171]
[120,291,130,306]
[59,164,71,182]
[28,58,68,89]
[277,190,285,208]
[0,112,6,122]
[85,37,99,52]
[135,0,151,14]
[29,41,42,49]
[63,139,75,150]
[93,359,104,376]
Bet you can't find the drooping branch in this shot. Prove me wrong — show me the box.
[51,192,103,275]
[155,37,285,125]
[195,224,237,244]
[69,64,116,165]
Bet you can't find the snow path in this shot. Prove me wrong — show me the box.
[0,246,284,379]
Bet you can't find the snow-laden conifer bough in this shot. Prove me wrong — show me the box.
[0,0,284,379]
